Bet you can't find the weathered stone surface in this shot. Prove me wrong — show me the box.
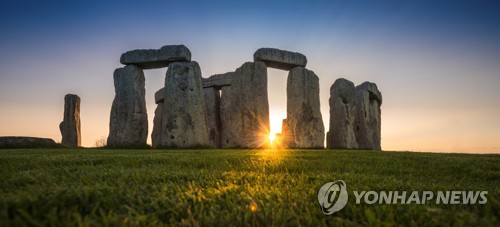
[161,61,210,147]
[151,87,165,148]
[220,61,270,148]
[327,78,357,149]
[253,48,307,70]
[120,45,191,69]
[202,73,232,88]
[0,136,59,148]
[151,102,163,148]
[204,87,221,148]
[59,94,81,148]
[354,82,382,150]
[281,118,292,148]
[285,66,324,148]
[154,87,165,104]
[107,65,148,147]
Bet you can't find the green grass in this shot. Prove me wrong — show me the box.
[0,149,498,226]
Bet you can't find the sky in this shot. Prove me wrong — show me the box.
[0,0,499,153]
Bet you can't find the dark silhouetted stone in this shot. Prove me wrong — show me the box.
[59,94,81,148]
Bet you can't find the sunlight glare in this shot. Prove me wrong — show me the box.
[269,133,276,144]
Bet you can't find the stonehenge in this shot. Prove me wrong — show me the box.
[327,78,382,150]
[109,44,207,148]
[120,45,191,69]
[327,79,357,149]
[201,73,233,148]
[254,48,307,70]
[204,87,222,148]
[353,82,382,150]
[107,44,382,150]
[161,61,209,147]
[59,94,81,148]
[285,67,324,148]
[220,61,269,148]
[107,65,148,147]
[151,88,164,148]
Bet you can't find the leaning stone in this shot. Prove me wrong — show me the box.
[327,78,358,149]
[59,94,81,148]
[154,87,165,104]
[161,61,210,148]
[253,48,307,70]
[107,65,148,148]
[285,66,324,148]
[220,61,269,148]
[151,102,163,148]
[120,45,191,69]
[354,82,382,150]
[151,87,165,148]
[0,136,59,149]
[202,72,232,88]
[204,87,221,148]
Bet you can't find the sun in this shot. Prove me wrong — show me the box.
[267,114,287,149]
[269,133,276,145]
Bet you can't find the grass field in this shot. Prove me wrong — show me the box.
[0,149,498,226]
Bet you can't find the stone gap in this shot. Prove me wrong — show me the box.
[267,68,288,144]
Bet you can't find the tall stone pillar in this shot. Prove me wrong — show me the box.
[220,61,270,148]
[327,78,357,149]
[204,87,221,148]
[107,65,148,148]
[151,88,164,148]
[285,66,324,148]
[354,82,382,150]
[59,94,81,148]
[161,61,210,147]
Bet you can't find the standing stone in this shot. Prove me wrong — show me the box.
[281,119,292,147]
[59,94,81,148]
[327,78,357,149]
[151,88,164,148]
[253,48,307,70]
[285,66,325,148]
[204,87,221,148]
[354,82,382,150]
[220,61,269,148]
[107,65,148,147]
[161,61,210,147]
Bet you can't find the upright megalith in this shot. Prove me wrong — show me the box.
[151,88,164,148]
[120,45,191,69]
[253,48,307,70]
[327,79,357,149]
[204,87,222,148]
[220,62,270,148]
[59,94,81,148]
[354,82,382,150]
[107,65,148,147]
[161,61,210,147]
[201,73,232,148]
[285,67,324,148]
[327,79,382,150]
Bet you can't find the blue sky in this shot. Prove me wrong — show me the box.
[1,0,499,152]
